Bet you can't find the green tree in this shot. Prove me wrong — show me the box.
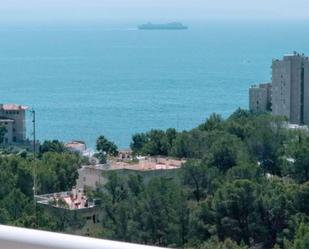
[137,177,188,246]
[166,128,177,147]
[293,139,309,183]
[206,134,244,172]
[141,129,169,156]
[0,207,10,223]
[295,182,309,215]
[130,133,148,155]
[96,135,118,156]
[182,129,212,159]
[226,163,263,182]
[182,160,220,202]
[291,223,309,249]
[127,174,144,196]
[169,131,191,158]
[105,172,128,204]
[246,115,287,176]
[37,152,81,194]
[193,238,248,249]
[199,113,224,132]
[214,180,258,244]
[40,140,67,154]
[96,136,118,163]
[3,189,30,220]
[226,108,253,141]
[257,179,296,248]
[188,199,217,244]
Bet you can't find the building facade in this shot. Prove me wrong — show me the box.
[36,188,102,236]
[76,157,185,190]
[272,52,309,125]
[249,83,272,113]
[0,104,28,144]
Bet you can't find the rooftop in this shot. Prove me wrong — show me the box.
[250,82,271,88]
[82,156,185,172]
[65,141,86,150]
[0,104,29,111]
[36,188,96,210]
[283,51,309,60]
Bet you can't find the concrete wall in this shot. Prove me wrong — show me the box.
[272,59,291,120]
[271,53,309,125]
[76,165,181,191]
[303,59,309,124]
[76,166,109,190]
[288,55,303,124]
[249,84,271,113]
[1,122,14,144]
[39,204,102,237]
[103,168,181,184]
[0,108,27,143]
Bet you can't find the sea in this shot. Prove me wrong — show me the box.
[0,20,308,149]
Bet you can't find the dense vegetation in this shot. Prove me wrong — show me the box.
[98,109,309,248]
[95,135,119,163]
[0,142,83,229]
[1,109,309,249]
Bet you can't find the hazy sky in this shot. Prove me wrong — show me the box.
[0,0,308,23]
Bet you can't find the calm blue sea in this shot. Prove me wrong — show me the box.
[0,21,308,148]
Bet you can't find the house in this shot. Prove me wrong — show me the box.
[76,157,186,190]
[36,187,101,236]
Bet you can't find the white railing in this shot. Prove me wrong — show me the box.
[0,225,167,249]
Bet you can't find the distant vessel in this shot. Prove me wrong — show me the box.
[138,22,188,30]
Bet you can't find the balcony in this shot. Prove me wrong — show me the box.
[0,225,167,249]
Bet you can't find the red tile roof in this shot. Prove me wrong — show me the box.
[1,104,28,111]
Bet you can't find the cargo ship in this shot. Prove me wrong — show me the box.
[138,22,188,30]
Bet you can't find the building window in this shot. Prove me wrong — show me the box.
[13,137,16,142]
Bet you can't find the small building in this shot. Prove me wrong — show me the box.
[65,140,94,158]
[76,157,186,190]
[249,83,272,113]
[0,104,28,144]
[65,140,87,154]
[36,188,96,210]
[36,188,101,236]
